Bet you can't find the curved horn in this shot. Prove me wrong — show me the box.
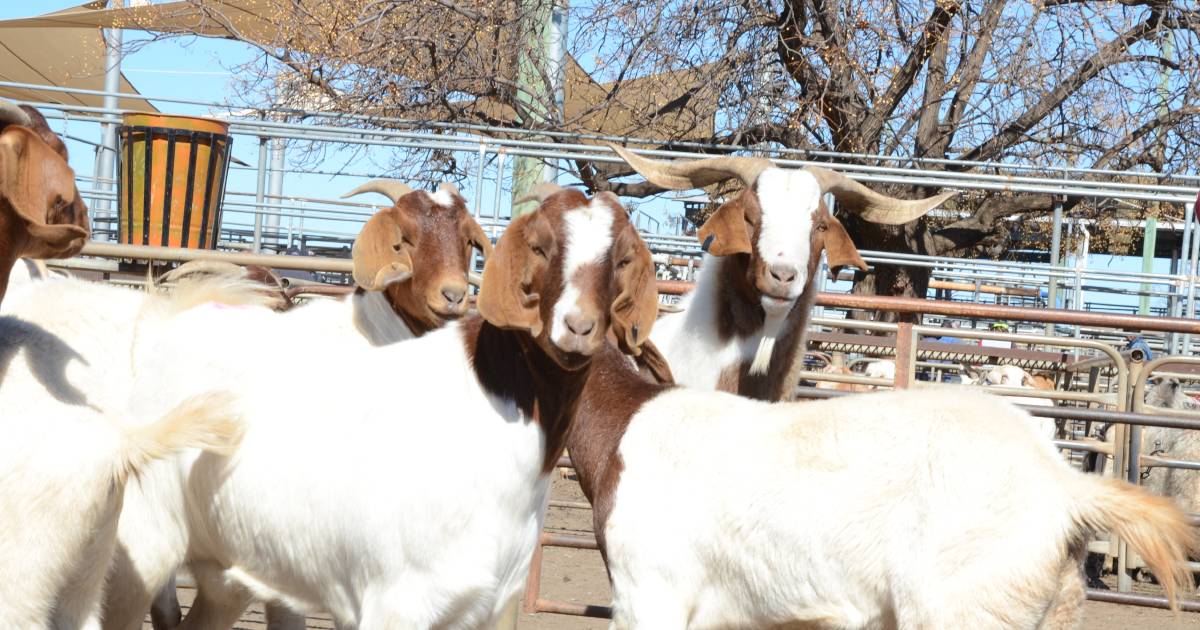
[608,143,774,190]
[340,179,415,205]
[0,101,31,127]
[514,182,568,206]
[804,166,957,225]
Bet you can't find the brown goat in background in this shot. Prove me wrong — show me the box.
[0,101,89,305]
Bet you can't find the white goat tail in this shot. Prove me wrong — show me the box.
[1072,475,1198,610]
[113,392,244,484]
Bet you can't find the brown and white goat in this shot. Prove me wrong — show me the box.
[0,101,89,305]
[609,144,954,401]
[123,180,492,630]
[96,185,661,629]
[567,347,1196,629]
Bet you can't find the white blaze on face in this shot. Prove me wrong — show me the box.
[754,168,820,301]
[550,199,614,347]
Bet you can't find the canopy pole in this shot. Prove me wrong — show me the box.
[96,0,124,238]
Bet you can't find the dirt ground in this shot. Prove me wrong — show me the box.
[147,476,1196,629]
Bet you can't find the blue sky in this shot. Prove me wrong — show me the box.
[4,1,1180,313]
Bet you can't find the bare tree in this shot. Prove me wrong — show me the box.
[145,0,1199,302]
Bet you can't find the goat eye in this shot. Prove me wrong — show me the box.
[616,257,631,269]
[816,223,829,232]
[531,244,547,259]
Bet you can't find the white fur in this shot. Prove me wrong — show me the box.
[602,388,1146,629]
[428,188,456,208]
[103,312,551,628]
[651,256,795,389]
[747,309,787,376]
[755,168,817,300]
[0,280,240,629]
[1141,379,1200,515]
[550,199,614,348]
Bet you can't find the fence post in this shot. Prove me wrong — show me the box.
[894,322,916,388]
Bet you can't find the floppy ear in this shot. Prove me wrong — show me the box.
[0,127,88,259]
[696,196,753,256]
[477,212,544,336]
[635,339,675,385]
[463,215,493,259]
[609,221,661,356]
[821,215,868,278]
[351,207,415,291]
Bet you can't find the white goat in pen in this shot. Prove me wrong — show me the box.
[0,278,246,629]
[567,354,1197,629]
[95,187,661,628]
[1141,376,1200,518]
[608,145,955,401]
[103,180,492,629]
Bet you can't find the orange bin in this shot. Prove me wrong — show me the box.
[118,113,233,248]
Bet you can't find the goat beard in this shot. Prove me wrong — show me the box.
[748,308,789,376]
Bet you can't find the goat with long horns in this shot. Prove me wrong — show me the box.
[607,144,955,400]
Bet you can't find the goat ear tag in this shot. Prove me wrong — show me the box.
[696,199,752,257]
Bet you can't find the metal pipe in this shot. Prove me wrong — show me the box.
[1180,199,1190,350]
[96,1,123,216]
[1086,589,1200,613]
[1047,200,1062,333]
[27,101,1200,203]
[9,79,1200,183]
[267,136,286,246]
[253,137,268,252]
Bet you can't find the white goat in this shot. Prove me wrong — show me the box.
[0,278,244,629]
[609,145,955,401]
[1141,376,1200,517]
[566,360,1197,629]
[103,180,492,629]
[98,187,662,629]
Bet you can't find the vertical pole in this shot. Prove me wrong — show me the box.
[493,149,507,222]
[543,0,567,186]
[1184,200,1198,355]
[1045,200,1063,334]
[267,136,285,250]
[510,0,567,218]
[253,137,267,252]
[1138,217,1157,315]
[894,322,916,389]
[97,0,124,224]
[475,143,487,218]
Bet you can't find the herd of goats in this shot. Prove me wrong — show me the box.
[1,99,1198,630]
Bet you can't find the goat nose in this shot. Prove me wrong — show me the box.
[441,284,466,306]
[769,263,797,284]
[565,312,596,337]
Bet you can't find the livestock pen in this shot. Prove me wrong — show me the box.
[7,79,1200,626]
[36,243,1200,626]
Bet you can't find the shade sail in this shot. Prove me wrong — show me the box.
[0,2,157,112]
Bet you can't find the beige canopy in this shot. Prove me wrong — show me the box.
[0,2,157,111]
[0,0,716,138]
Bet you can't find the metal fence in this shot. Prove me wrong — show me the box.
[8,79,1200,352]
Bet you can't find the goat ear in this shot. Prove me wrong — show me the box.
[351,207,414,291]
[464,215,493,259]
[609,221,661,356]
[696,196,753,256]
[634,338,675,385]
[477,212,543,336]
[822,216,868,277]
[0,127,88,259]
